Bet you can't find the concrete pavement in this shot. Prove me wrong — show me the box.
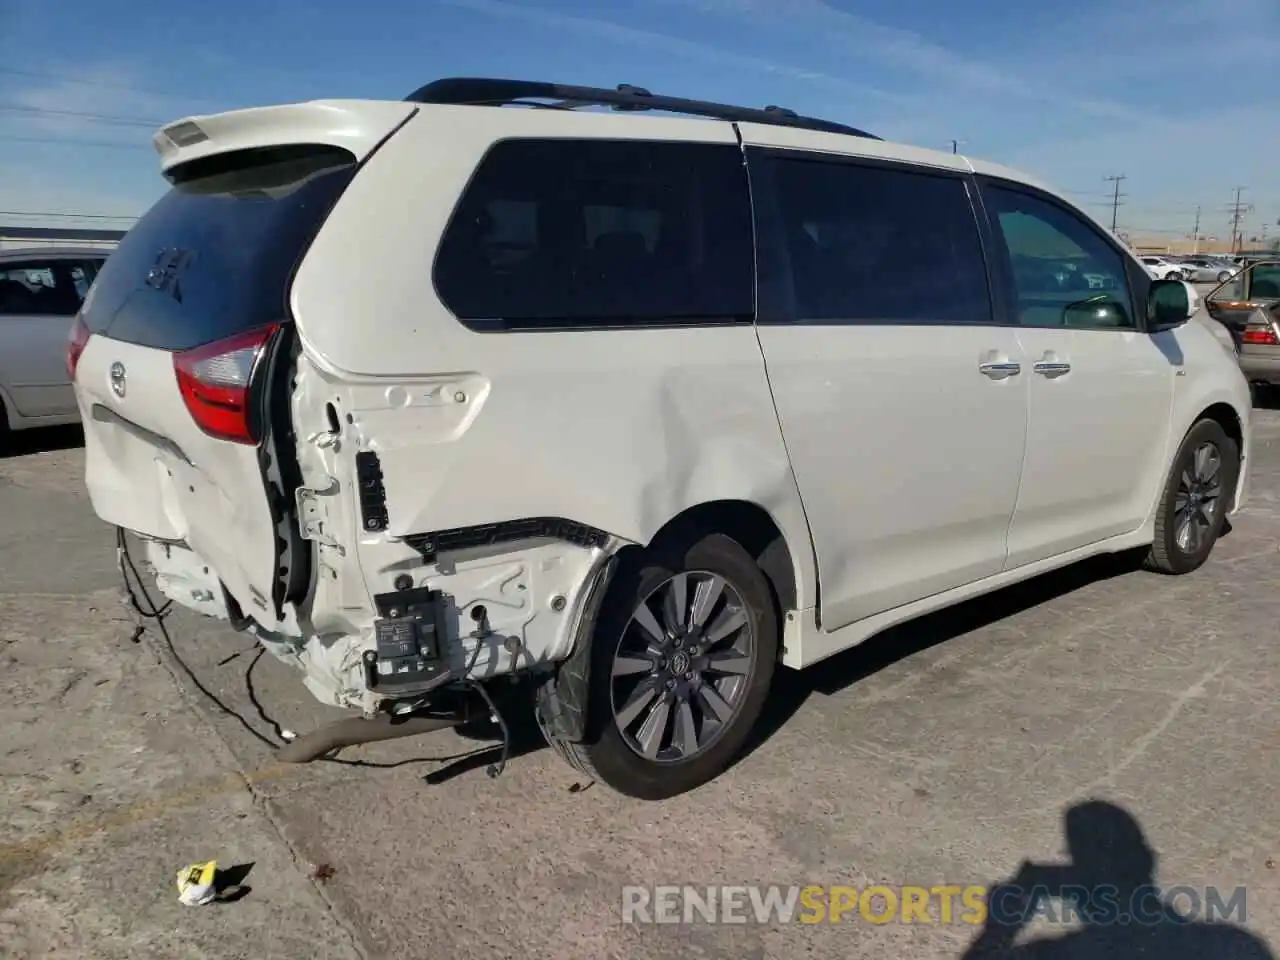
[1,412,1277,959]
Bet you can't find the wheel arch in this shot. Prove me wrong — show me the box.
[645,498,801,620]
[1196,401,1246,511]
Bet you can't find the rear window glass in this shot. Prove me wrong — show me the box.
[83,145,356,351]
[433,139,754,330]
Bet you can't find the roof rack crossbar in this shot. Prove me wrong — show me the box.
[404,77,880,140]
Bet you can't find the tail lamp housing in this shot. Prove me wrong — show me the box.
[173,324,281,444]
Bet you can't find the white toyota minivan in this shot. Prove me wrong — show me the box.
[71,78,1252,800]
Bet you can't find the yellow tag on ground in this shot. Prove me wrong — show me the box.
[176,860,218,906]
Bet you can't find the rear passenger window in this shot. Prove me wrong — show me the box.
[434,139,754,330]
[0,260,89,317]
[761,155,992,325]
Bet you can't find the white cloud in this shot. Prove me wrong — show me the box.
[0,65,181,222]
[664,0,1150,121]
[439,0,912,107]
[0,63,188,138]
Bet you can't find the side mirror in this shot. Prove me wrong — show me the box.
[1063,297,1130,328]
[1148,278,1195,331]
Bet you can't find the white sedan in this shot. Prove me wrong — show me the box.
[1140,255,1187,280]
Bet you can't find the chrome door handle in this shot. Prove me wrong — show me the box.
[979,360,1021,379]
[1033,361,1072,376]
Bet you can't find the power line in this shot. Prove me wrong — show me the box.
[0,66,220,105]
[1103,174,1127,232]
[0,134,150,150]
[0,103,164,127]
[0,210,138,220]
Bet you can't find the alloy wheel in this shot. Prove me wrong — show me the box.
[608,571,755,763]
[1174,441,1222,554]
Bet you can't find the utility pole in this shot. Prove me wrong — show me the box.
[1104,175,1126,232]
[1191,205,1201,254]
[1227,186,1251,254]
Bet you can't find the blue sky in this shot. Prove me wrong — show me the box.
[1,0,1277,244]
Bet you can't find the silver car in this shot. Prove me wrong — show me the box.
[1177,257,1239,284]
[0,246,108,435]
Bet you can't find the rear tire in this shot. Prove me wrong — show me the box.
[1144,419,1238,575]
[1218,270,1232,283]
[547,532,778,800]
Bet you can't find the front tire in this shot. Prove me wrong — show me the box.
[549,533,778,800]
[1144,419,1239,574]
[1218,270,1232,283]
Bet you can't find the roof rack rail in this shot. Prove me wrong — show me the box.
[404,77,880,140]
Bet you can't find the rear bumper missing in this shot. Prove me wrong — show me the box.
[143,539,232,621]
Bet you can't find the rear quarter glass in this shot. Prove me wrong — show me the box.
[83,144,357,352]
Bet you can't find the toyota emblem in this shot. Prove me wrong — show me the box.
[109,361,126,398]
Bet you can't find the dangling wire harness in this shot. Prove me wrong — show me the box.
[115,526,512,774]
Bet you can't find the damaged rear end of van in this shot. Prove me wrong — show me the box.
[72,99,619,720]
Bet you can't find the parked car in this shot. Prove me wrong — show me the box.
[1140,255,1187,280]
[1206,256,1280,393]
[1178,257,1239,283]
[71,78,1253,800]
[0,246,107,435]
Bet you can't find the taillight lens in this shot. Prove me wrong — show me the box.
[1242,322,1280,346]
[173,324,280,444]
[67,315,91,379]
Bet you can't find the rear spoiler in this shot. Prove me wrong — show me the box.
[151,100,419,173]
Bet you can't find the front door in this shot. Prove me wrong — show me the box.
[978,181,1175,568]
[745,147,1030,631]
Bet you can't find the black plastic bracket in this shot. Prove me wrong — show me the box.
[403,517,609,564]
[355,451,389,533]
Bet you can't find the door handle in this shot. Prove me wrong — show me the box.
[978,359,1021,379]
[1033,360,1072,377]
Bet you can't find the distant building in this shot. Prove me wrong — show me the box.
[0,225,126,251]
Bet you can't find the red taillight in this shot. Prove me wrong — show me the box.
[67,315,91,379]
[1242,323,1280,346]
[173,324,280,444]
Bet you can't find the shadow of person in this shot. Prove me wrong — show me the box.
[961,800,1274,959]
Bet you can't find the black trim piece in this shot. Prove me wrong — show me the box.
[256,326,311,619]
[404,517,610,564]
[456,315,755,334]
[90,403,191,464]
[965,172,1018,333]
[355,451,389,533]
[746,144,971,178]
[406,77,879,140]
